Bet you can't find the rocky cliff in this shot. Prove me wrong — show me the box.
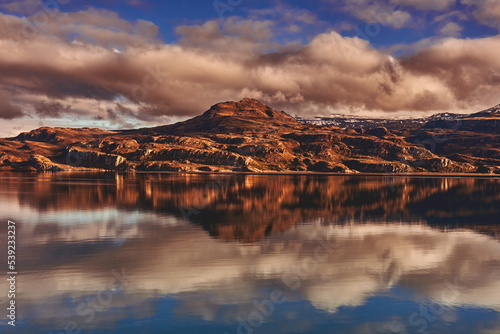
[0,98,499,174]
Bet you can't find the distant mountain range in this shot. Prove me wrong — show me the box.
[1,99,499,174]
[296,104,500,130]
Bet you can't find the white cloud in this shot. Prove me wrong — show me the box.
[0,0,41,15]
[462,0,500,29]
[399,0,457,11]
[439,22,463,37]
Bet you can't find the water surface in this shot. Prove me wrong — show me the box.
[0,173,499,334]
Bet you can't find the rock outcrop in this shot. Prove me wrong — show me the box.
[63,147,127,169]
[28,155,66,171]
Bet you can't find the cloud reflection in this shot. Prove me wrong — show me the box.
[0,174,499,333]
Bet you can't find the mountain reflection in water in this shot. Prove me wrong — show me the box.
[0,173,499,334]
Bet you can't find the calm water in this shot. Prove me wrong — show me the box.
[1,173,500,334]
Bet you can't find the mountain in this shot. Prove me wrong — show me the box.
[468,104,500,118]
[135,98,300,136]
[0,98,499,174]
[296,112,467,130]
[422,104,500,134]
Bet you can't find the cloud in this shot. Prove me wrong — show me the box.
[0,90,24,119]
[33,100,72,118]
[0,8,500,125]
[176,17,275,49]
[127,0,147,7]
[336,21,357,32]
[6,8,160,48]
[325,0,457,29]
[398,0,457,11]
[250,6,318,25]
[462,0,500,29]
[338,1,413,29]
[400,35,500,106]
[327,0,456,12]
[439,22,463,37]
[432,10,469,23]
[0,0,41,15]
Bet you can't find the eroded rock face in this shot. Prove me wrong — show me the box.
[343,160,414,173]
[63,147,126,170]
[0,153,15,164]
[414,158,470,173]
[1,99,499,174]
[29,155,66,171]
[148,148,250,168]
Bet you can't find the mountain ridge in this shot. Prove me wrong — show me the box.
[1,99,500,174]
[297,105,500,130]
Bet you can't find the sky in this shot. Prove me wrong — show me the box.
[0,0,500,136]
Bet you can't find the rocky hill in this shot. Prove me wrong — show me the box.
[0,98,499,174]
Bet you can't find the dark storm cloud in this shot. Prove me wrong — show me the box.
[0,90,24,119]
[34,100,72,118]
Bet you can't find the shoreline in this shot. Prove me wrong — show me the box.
[1,170,500,178]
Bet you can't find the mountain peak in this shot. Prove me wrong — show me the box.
[467,104,500,118]
[240,97,265,104]
[481,104,500,113]
[203,98,295,122]
[489,104,500,112]
[155,98,300,135]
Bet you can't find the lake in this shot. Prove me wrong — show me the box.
[0,173,499,334]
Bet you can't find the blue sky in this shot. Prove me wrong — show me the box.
[34,0,497,46]
[0,0,499,135]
